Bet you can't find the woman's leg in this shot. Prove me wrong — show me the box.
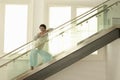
[30,49,39,69]
[38,50,52,63]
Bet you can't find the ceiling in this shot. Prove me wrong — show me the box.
[45,0,107,6]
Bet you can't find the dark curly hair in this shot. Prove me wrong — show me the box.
[39,24,46,29]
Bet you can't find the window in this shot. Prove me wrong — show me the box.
[49,7,71,28]
[49,6,71,56]
[4,4,28,53]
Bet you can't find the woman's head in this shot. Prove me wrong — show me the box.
[39,24,46,32]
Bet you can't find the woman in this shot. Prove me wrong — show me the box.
[30,24,53,70]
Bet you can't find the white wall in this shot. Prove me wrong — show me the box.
[106,39,120,80]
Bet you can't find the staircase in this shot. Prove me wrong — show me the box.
[0,0,120,80]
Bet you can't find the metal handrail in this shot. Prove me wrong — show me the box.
[0,1,119,68]
[0,40,34,59]
[0,0,110,59]
[77,1,120,25]
[52,0,110,31]
[0,50,30,68]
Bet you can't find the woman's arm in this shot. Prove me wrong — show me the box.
[34,33,40,40]
[47,28,54,32]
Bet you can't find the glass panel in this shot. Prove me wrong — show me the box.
[1,56,29,80]
[76,7,98,55]
[4,4,28,53]
[77,7,97,32]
